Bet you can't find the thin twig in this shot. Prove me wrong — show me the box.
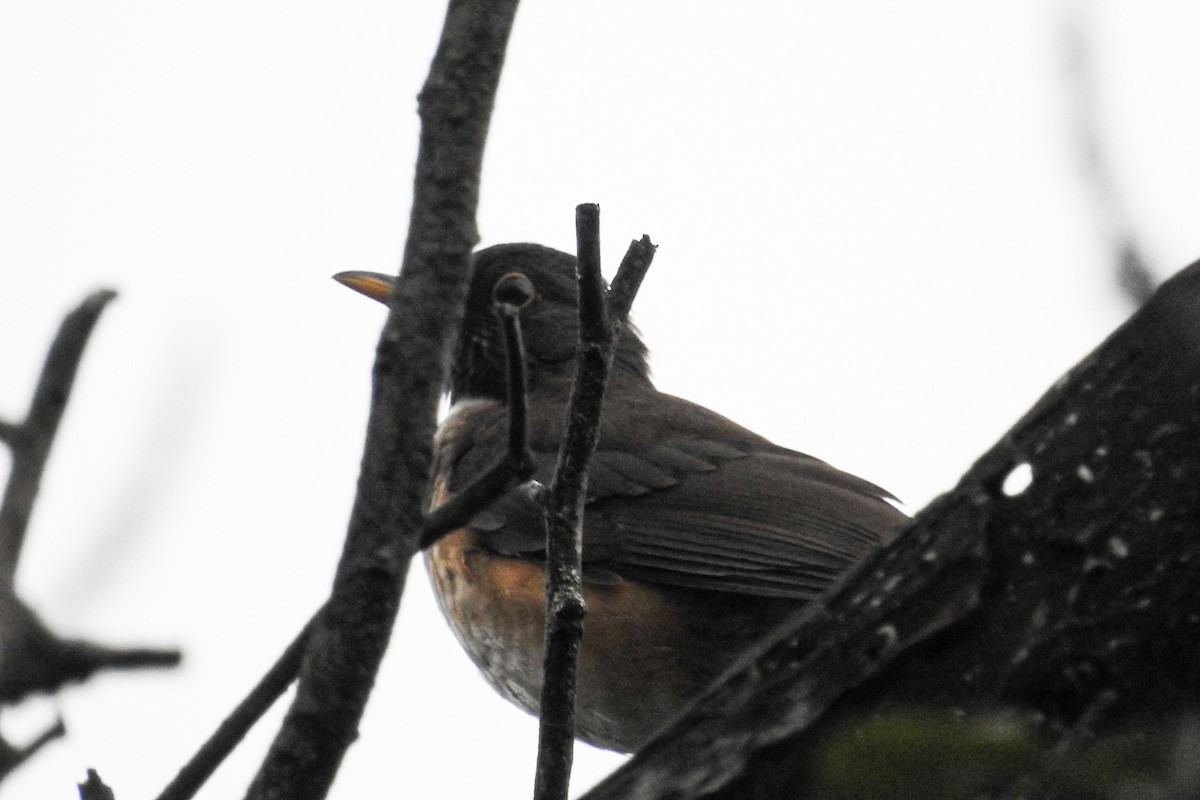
[608,236,657,326]
[498,303,532,462]
[160,240,535,799]
[420,302,535,550]
[77,768,115,800]
[0,716,65,783]
[243,2,519,798]
[54,639,181,675]
[155,618,316,800]
[0,593,180,704]
[533,205,656,800]
[1061,4,1157,307]
[0,289,117,586]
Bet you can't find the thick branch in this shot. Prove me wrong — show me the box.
[243,2,519,798]
[583,256,1200,799]
[160,206,535,800]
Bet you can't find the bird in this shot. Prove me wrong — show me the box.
[334,243,907,753]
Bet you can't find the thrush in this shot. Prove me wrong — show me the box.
[335,243,907,752]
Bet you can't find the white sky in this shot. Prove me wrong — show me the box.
[0,2,1198,798]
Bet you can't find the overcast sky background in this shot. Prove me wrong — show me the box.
[1,2,1198,798]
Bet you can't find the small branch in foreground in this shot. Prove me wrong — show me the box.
[420,296,536,550]
[158,219,537,800]
[0,594,180,705]
[244,2,520,797]
[0,716,65,784]
[0,289,116,586]
[155,618,316,800]
[533,204,656,800]
[581,259,1200,800]
[77,769,115,800]
[606,236,656,327]
[0,290,179,787]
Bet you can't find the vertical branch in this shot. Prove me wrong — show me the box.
[0,289,116,586]
[534,205,656,800]
[244,2,519,799]
[419,285,536,549]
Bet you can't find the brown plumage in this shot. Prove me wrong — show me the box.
[336,244,907,752]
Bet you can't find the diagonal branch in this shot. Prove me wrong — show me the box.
[0,715,65,784]
[156,244,537,800]
[0,289,116,586]
[534,205,656,800]
[243,2,520,798]
[1061,5,1157,307]
[155,617,316,800]
[77,769,115,800]
[582,257,1200,800]
[0,290,180,789]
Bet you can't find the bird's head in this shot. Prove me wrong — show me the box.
[335,243,650,403]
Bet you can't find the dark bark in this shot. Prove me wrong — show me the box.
[583,257,1200,799]
[533,210,657,800]
[0,291,179,787]
[242,2,519,799]
[420,299,536,550]
[78,769,115,800]
[0,290,117,584]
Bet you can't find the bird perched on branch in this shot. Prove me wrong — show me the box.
[335,244,907,753]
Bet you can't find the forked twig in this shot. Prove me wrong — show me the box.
[534,204,655,800]
[0,291,179,788]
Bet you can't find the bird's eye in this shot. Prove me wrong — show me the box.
[492,272,536,310]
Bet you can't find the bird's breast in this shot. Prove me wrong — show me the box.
[424,478,762,752]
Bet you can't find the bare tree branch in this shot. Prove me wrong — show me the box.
[0,715,64,783]
[1062,4,1157,307]
[155,617,316,800]
[534,206,656,800]
[582,257,1200,800]
[608,236,656,325]
[77,769,115,800]
[0,291,179,788]
[0,289,116,585]
[158,213,537,800]
[420,299,535,550]
[243,2,519,798]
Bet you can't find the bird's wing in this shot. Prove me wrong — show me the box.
[448,397,907,601]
